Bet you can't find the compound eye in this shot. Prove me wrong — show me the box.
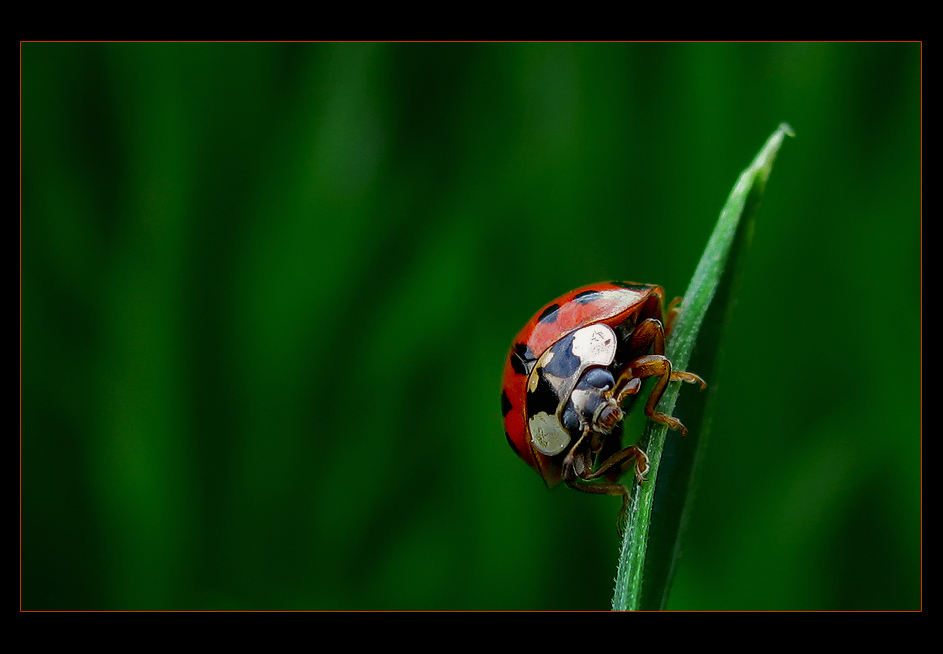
[576,367,615,393]
[561,404,580,433]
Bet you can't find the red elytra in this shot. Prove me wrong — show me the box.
[500,281,705,528]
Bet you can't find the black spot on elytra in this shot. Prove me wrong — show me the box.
[509,342,536,376]
[573,290,602,304]
[500,390,513,417]
[538,303,560,323]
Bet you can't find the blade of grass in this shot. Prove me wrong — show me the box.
[612,123,794,612]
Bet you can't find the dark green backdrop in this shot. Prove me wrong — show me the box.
[22,43,921,610]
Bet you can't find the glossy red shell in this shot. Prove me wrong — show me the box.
[501,281,665,487]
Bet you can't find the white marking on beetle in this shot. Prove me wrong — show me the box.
[529,411,571,456]
[528,350,553,393]
[570,323,617,367]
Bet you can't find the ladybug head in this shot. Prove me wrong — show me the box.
[561,367,623,437]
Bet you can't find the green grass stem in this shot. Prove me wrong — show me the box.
[611,123,794,611]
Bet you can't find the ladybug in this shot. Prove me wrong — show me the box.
[500,281,705,527]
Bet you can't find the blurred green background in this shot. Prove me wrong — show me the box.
[22,43,920,610]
